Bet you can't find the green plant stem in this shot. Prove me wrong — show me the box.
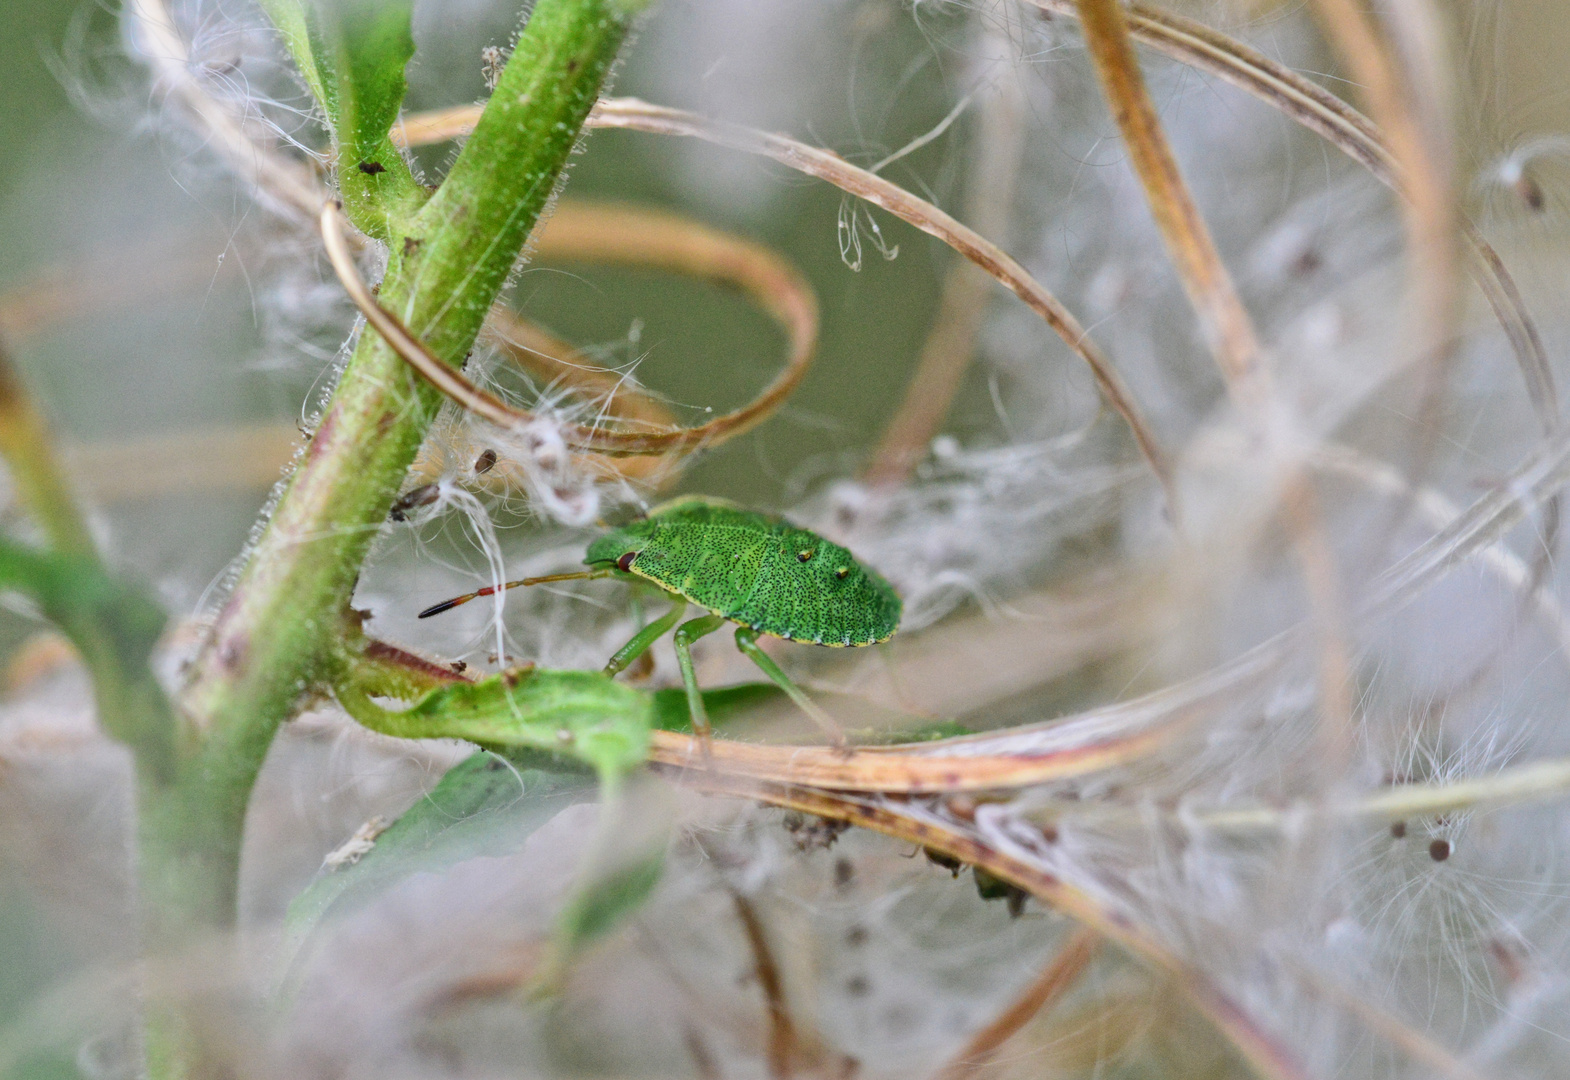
[173,0,637,928]
[0,538,174,784]
[0,339,178,789]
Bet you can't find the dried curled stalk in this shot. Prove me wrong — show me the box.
[1073,0,1358,770]
[931,927,1101,1080]
[130,0,793,478]
[1027,0,1554,431]
[320,199,818,457]
[1075,0,1268,408]
[1306,0,1461,377]
[397,99,1174,493]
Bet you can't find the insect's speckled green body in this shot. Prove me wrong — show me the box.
[585,497,901,646]
[419,495,900,746]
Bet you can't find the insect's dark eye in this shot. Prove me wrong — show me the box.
[835,567,850,580]
[617,551,637,572]
[797,550,813,562]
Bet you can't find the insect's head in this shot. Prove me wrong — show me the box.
[584,519,656,577]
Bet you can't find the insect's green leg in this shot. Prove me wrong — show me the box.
[603,596,686,676]
[733,627,849,750]
[672,614,726,750]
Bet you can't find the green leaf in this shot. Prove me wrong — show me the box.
[544,846,665,985]
[259,0,414,157]
[533,779,675,993]
[315,0,426,236]
[310,0,415,162]
[0,537,174,783]
[650,682,783,732]
[338,667,655,783]
[254,0,330,107]
[867,718,974,744]
[256,0,424,236]
[279,751,595,984]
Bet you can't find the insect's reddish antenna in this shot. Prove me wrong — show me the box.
[417,570,605,619]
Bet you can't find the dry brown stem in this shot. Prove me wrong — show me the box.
[931,926,1101,1080]
[730,892,800,1080]
[1280,474,1357,762]
[130,0,322,220]
[1293,967,1491,1080]
[1073,0,1354,763]
[1024,0,1554,430]
[321,200,818,457]
[63,424,302,501]
[1075,0,1267,407]
[645,700,1189,794]
[399,100,1173,495]
[1307,0,1463,428]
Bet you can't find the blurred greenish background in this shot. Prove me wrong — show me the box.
[5,0,1567,610]
[0,0,999,616]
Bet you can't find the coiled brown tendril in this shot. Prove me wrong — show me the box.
[320,199,818,457]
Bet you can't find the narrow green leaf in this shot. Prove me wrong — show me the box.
[254,0,330,107]
[550,847,665,963]
[338,667,654,782]
[533,780,674,993]
[650,682,783,732]
[279,751,594,986]
[310,0,414,161]
[869,718,974,743]
[257,0,424,236]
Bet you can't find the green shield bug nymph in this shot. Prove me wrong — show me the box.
[418,496,902,749]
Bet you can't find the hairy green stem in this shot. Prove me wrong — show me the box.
[174,0,638,927]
